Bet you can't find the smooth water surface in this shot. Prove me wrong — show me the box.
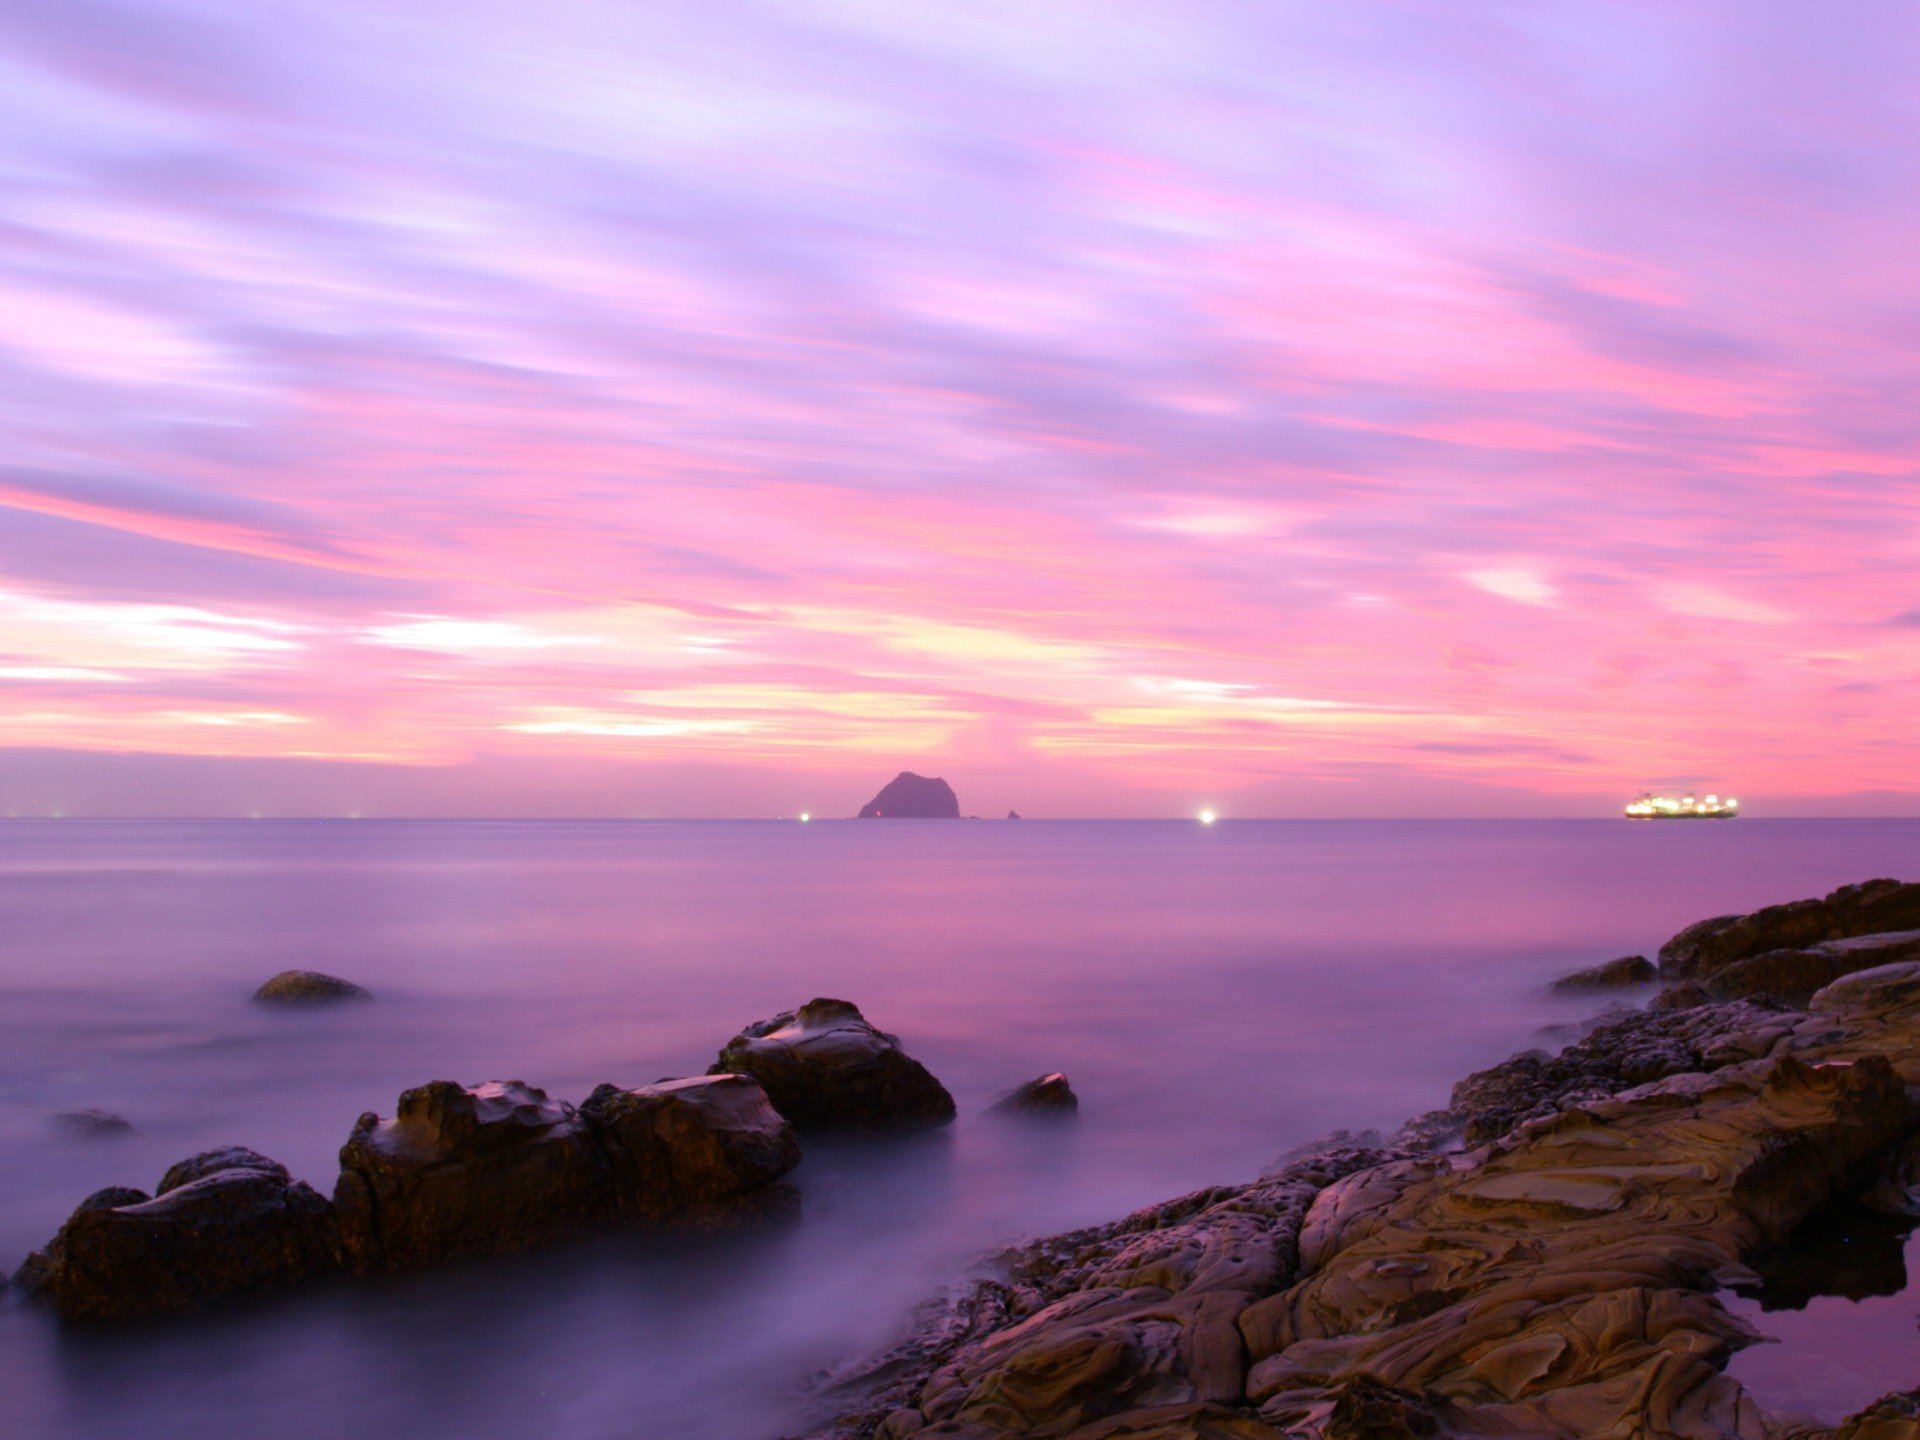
[2,818,1916,1439]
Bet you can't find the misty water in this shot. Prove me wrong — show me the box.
[2,817,1917,1438]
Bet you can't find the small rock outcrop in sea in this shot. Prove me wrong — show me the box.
[1007,810,1022,820]
[709,998,956,1133]
[334,1074,800,1272]
[51,1108,133,1137]
[1547,953,1654,992]
[252,969,372,1004]
[804,883,1920,1440]
[986,1073,1078,1117]
[857,772,960,819]
[16,1147,343,1322]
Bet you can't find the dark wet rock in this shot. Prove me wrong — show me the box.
[1701,929,1920,1007]
[987,1073,1078,1117]
[17,1159,341,1322]
[1836,1388,1920,1440]
[1547,954,1654,992]
[1650,981,1713,1012]
[1447,998,1796,1145]
[252,969,372,1004]
[52,1108,133,1137]
[710,998,955,1133]
[1657,877,1920,981]
[858,771,960,819]
[579,1073,800,1223]
[1733,1197,1915,1309]
[334,1079,610,1271]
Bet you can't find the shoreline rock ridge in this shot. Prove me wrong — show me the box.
[802,879,1920,1440]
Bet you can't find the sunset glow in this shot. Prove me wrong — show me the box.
[3,2,1918,816]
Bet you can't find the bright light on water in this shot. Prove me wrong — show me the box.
[1198,808,1218,825]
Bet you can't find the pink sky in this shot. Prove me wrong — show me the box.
[1,0,1917,817]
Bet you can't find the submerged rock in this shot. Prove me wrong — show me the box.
[334,1079,610,1271]
[52,1108,133,1137]
[857,772,960,819]
[1547,954,1655,992]
[709,998,955,1133]
[252,969,372,1004]
[579,1073,800,1223]
[16,1149,342,1322]
[986,1073,1079,1117]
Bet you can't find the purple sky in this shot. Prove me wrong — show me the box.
[1,1,1918,816]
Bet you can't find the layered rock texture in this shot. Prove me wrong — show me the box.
[712,998,956,1132]
[859,772,961,819]
[806,881,1920,1440]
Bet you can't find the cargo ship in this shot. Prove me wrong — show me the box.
[1624,793,1738,819]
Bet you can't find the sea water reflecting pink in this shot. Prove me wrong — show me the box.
[1,818,1916,1438]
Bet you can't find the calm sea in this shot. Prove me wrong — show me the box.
[2,818,1916,1438]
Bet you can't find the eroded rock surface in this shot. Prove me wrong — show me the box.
[16,1148,343,1321]
[253,969,372,1004]
[804,936,1920,1440]
[711,998,956,1132]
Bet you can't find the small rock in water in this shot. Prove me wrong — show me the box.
[1548,955,1656,992]
[52,1109,133,1137]
[710,998,955,1133]
[252,969,372,1004]
[986,1072,1078,1117]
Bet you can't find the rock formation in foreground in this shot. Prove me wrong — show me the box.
[711,998,956,1132]
[253,969,372,1004]
[805,880,1920,1440]
[18,1074,799,1321]
[858,772,961,819]
[14,1147,343,1322]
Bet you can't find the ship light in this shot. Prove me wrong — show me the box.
[799,812,811,823]
[1199,809,1218,825]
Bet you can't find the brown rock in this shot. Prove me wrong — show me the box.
[988,1073,1079,1117]
[1547,955,1655,992]
[579,1073,799,1222]
[710,998,955,1133]
[1656,878,1920,981]
[252,969,372,1004]
[334,1079,611,1271]
[16,1151,342,1322]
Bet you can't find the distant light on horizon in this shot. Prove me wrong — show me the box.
[799,812,811,823]
[1199,808,1218,826]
